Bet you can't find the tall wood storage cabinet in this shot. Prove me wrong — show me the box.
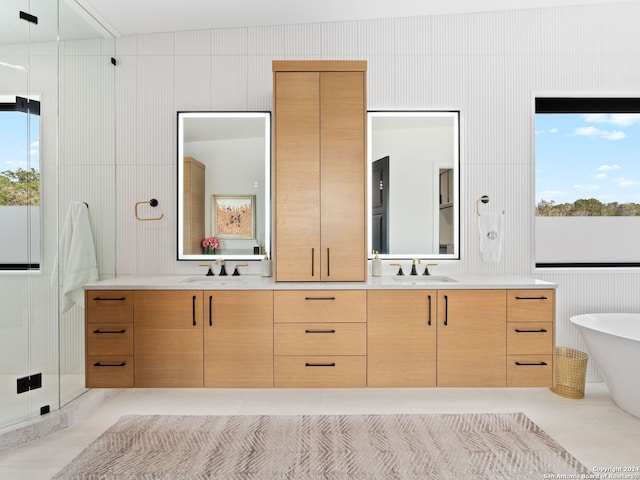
[273,61,367,281]
[183,156,205,255]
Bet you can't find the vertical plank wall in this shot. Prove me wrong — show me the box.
[113,3,640,381]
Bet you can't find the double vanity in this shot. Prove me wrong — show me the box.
[86,60,556,391]
[84,274,556,390]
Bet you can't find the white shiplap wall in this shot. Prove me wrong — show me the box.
[115,2,640,381]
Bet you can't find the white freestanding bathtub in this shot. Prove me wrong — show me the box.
[570,313,640,418]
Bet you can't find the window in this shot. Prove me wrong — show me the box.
[535,97,640,267]
[0,95,40,270]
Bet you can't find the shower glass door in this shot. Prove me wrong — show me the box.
[0,0,47,428]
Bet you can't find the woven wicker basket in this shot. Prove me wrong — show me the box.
[550,347,588,399]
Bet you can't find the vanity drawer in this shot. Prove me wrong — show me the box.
[274,356,366,388]
[274,290,366,323]
[507,289,554,322]
[86,290,134,323]
[86,355,134,388]
[86,323,134,356]
[275,323,366,356]
[507,322,553,355]
[507,355,552,387]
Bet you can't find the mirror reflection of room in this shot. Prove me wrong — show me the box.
[177,112,270,260]
[368,111,459,259]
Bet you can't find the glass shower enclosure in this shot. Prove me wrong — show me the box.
[0,0,115,430]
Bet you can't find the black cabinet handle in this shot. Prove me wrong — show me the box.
[93,362,126,367]
[304,297,336,301]
[209,295,213,327]
[515,361,548,366]
[93,329,126,334]
[305,362,336,367]
[93,297,126,301]
[444,295,448,326]
[427,295,432,326]
[514,328,548,333]
[311,248,315,277]
[192,295,196,326]
[304,329,336,334]
[327,248,330,277]
[514,296,548,300]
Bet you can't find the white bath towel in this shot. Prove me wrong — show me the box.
[53,201,99,312]
[478,212,504,263]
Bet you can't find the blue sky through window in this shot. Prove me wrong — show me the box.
[536,113,640,205]
[0,111,40,173]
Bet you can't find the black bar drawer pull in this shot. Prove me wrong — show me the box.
[514,328,548,333]
[93,297,126,301]
[305,362,336,367]
[305,329,336,334]
[93,329,126,334]
[444,295,449,326]
[93,362,126,367]
[192,295,197,326]
[514,296,548,300]
[304,297,336,301]
[515,361,548,366]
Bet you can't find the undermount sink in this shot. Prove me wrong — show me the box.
[181,275,251,284]
[391,275,457,284]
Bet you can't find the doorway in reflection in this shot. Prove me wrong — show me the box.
[367,111,459,260]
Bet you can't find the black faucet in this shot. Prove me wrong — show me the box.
[390,263,404,275]
[423,263,437,276]
[217,259,227,276]
[232,263,248,276]
[410,258,421,275]
[200,263,214,276]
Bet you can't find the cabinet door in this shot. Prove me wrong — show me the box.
[437,290,506,387]
[274,71,321,281]
[134,290,203,387]
[203,291,273,387]
[367,290,437,387]
[320,71,366,281]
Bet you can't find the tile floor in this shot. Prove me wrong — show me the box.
[0,383,639,479]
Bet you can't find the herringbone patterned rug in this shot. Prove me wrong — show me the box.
[53,413,588,479]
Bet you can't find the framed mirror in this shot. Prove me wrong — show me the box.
[177,112,271,260]
[367,111,459,260]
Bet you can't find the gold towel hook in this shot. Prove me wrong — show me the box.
[135,198,164,221]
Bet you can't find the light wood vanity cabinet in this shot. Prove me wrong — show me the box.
[204,290,274,387]
[85,290,134,388]
[506,289,555,387]
[367,290,437,387]
[134,290,204,388]
[273,61,367,282]
[274,290,367,387]
[85,286,554,389]
[367,288,555,388]
[437,290,507,387]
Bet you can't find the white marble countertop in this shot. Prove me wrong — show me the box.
[84,274,556,290]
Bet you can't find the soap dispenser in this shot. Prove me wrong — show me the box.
[261,253,272,277]
[371,250,382,277]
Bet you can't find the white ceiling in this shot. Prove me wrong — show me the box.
[80,0,635,38]
[1,0,636,46]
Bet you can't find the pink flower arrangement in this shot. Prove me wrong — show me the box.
[202,236,220,250]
